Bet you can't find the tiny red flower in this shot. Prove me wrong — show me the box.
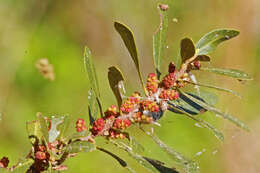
[0,157,9,168]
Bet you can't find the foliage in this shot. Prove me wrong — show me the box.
[0,4,251,173]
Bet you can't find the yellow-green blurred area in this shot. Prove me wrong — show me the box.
[0,0,259,172]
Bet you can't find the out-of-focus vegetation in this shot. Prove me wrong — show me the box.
[0,0,259,172]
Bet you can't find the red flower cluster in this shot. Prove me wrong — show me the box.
[109,129,127,139]
[75,118,88,132]
[35,145,49,161]
[105,105,118,119]
[120,93,140,113]
[91,118,105,136]
[113,119,131,130]
[159,89,179,100]
[132,112,153,124]
[140,100,160,112]
[146,73,159,94]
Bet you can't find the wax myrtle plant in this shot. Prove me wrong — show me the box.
[0,4,252,173]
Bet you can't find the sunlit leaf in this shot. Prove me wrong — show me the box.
[196,29,239,55]
[114,22,146,93]
[59,115,70,141]
[143,157,179,173]
[37,112,49,143]
[129,136,145,154]
[180,38,195,62]
[88,89,100,121]
[187,81,241,98]
[180,91,249,131]
[169,93,206,115]
[49,116,64,143]
[153,5,168,78]
[84,46,100,97]
[168,104,224,142]
[26,120,42,144]
[97,147,136,173]
[200,67,252,81]
[110,141,159,173]
[141,130,199,173]
[108,66,125,107]
[66,141,96,154]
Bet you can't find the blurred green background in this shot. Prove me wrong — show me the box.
[0,0,259,172]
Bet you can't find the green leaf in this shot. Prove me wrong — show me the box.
[143,157,179,173]
[49,116,64,143]
[88,89,100,120]
[37,112,49,143]
[66,141,96,154]
[84,46,100,97]
[168,104,224,142]
[196,29,239,55]
[187,81,241,98]
[97,147,136,173]
[153,6,168,77]
[179,91,249,131]
[110,141,159,173]
[108,66,125,107]
[141,130,199,173]
[59,115,70,141]
[114,22,146,93]
[200,67,252,81]
[194,55,210,62]
[180,38,195,62]
[129,136,145,154]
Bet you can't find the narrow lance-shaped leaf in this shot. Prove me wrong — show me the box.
[97,147,136,173]
[180,38,195,63]
[196,29,240,55]
[187,81,241,98]
[200,67,252,81]
[26,120,42,144]
[114,22,146,93]
[141,129,200,173]
[84,46,100,96]
[179,91,249,131]
[153,4,168,78]
[110,140,159,173]
[129,136,145,154]
[168,103,224,142]
[143,157,180,173]
[108,66,125,107]
[88,89,100,121]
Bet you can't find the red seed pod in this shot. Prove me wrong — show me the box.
[193,61,201,70]
[159,4,169,11]
[35,151,47,160]
[76,118,87,132]
[161,73,176,89]
[0,157,9,168]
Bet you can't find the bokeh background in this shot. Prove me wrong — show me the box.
[0,0,259,172]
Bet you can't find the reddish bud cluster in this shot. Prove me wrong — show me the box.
[161,73,176,89]
[159,89,179,100]
[113,118,131,130]
[146,73,159,94]
[34,145,49,161]
[193,61,201,70]
[75,118,88,132]
[0,157,9,168]
[91,118,105,136]
[140,100,159,112]
[120,95,140,113]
